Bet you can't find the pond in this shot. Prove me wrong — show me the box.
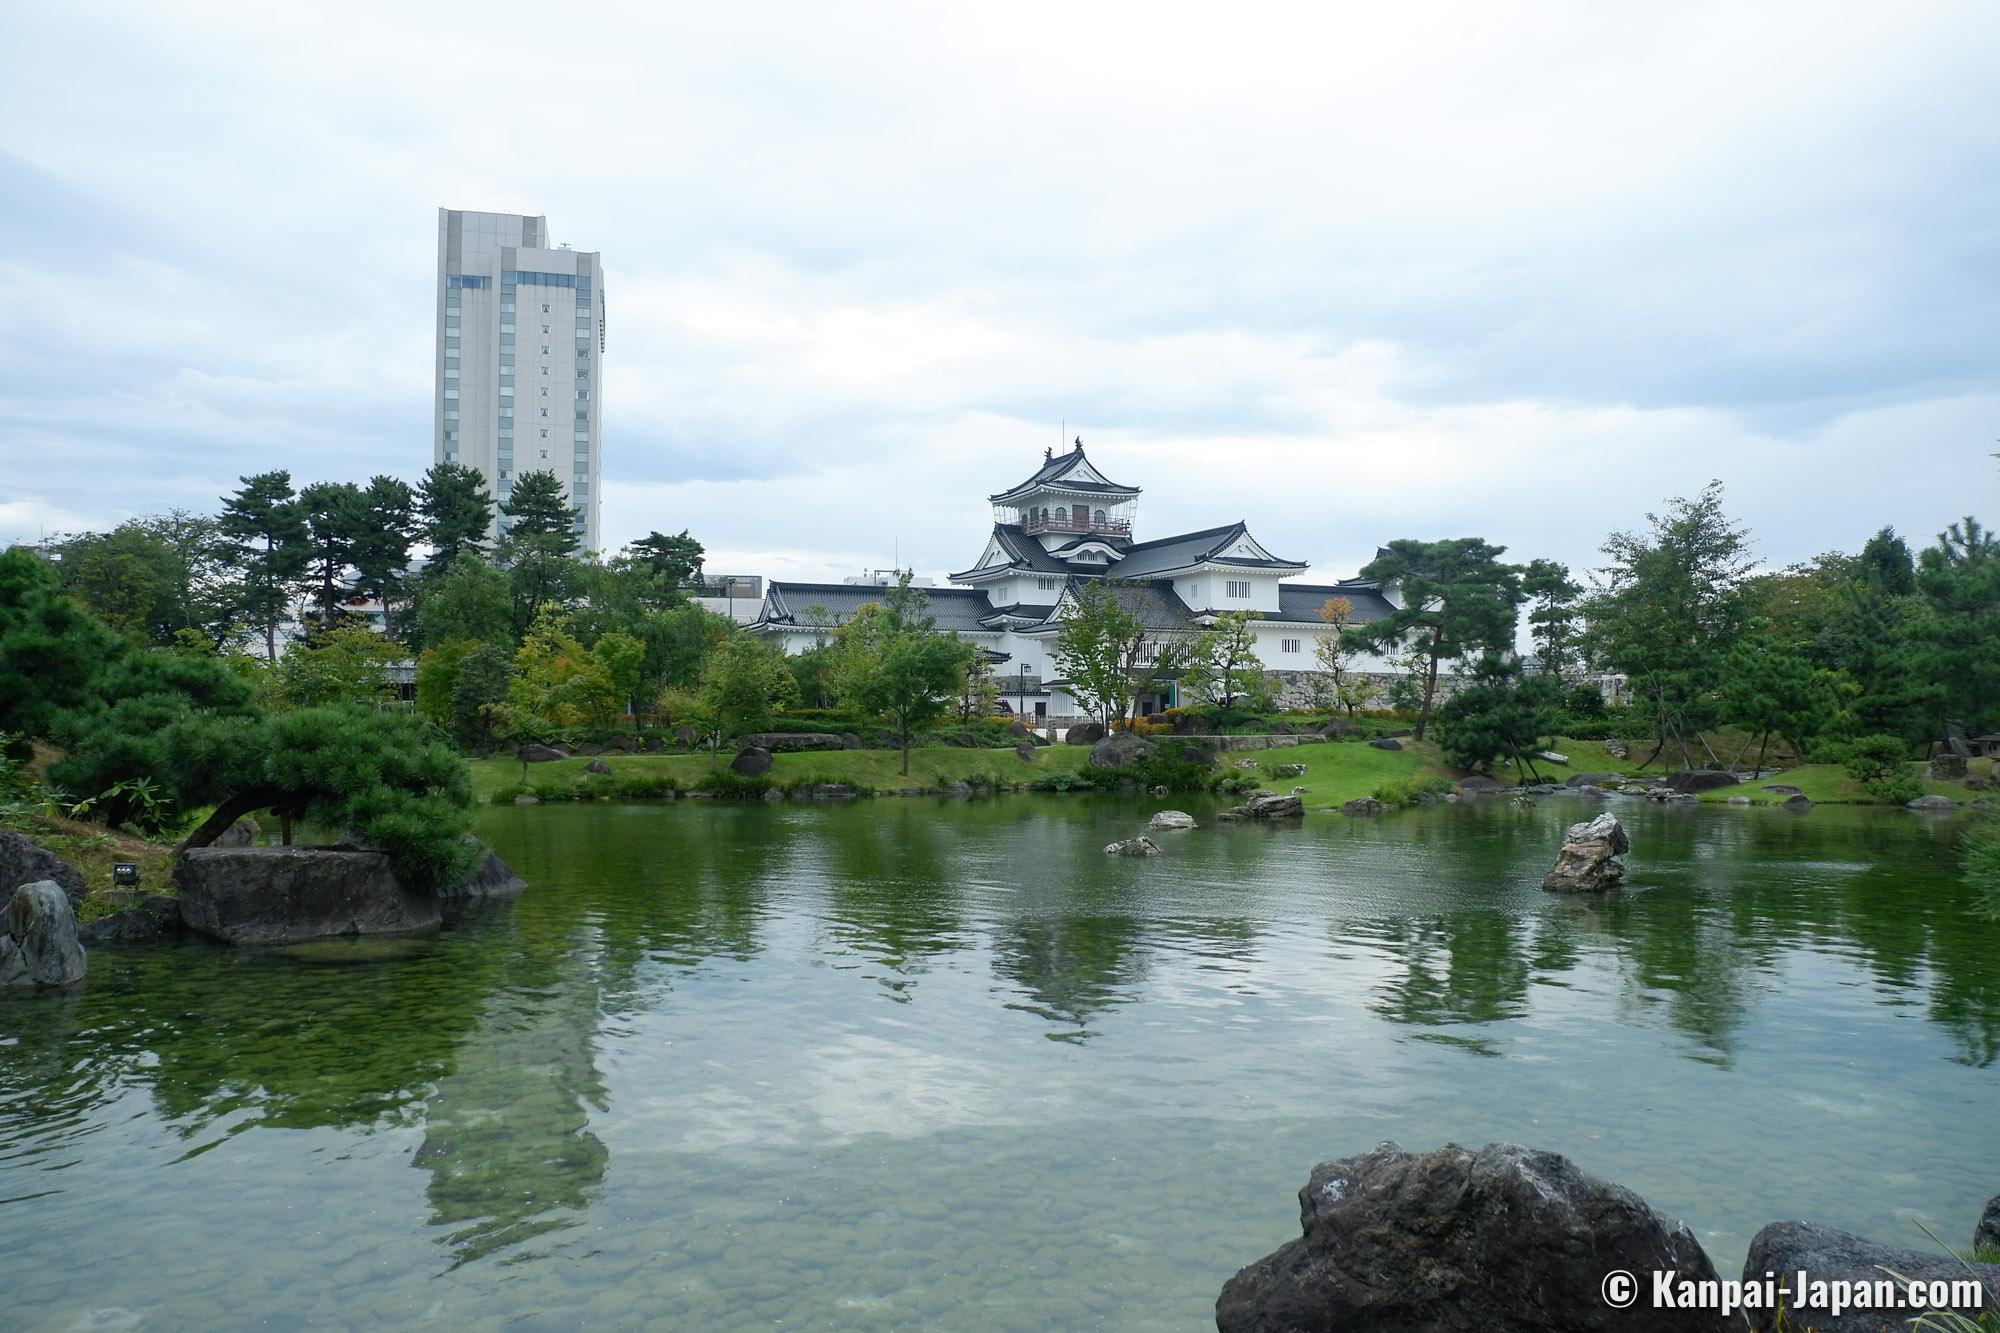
[2,796,1996,1329]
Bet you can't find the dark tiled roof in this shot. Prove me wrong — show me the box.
[1270,582,1397,625]
[981,602,1058,623]
[949,524,1074,579]
[1112,522,1306,577]
[1015,578,1197,633]
[755,582,999,635]
[1046,534,1131,555]
[988,444,1140,502]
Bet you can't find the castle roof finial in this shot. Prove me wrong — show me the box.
[1074,435,1083,449]
[1044,446,1052,462]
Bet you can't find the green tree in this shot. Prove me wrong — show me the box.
[651,601,738,691]
[955,651,1000,722]
[498,471,583,634]
[411,552,513,651]
[1433,656,1561,780]
[832,575,977,774]
[447,644,512,754]
[507,611,610,733]
[53,512,234,647]
[697,633,800,758]
[169,707,475,891]
[591,630,646,732]
[353,474,417,641]
[1521,559,1585,682]
[219,470,309,662]
[1584,482,1753,768]
[417,462,495,572]
[414,639,475,729]
[1913,517,2000,738]
[0,549,126,739]
[274,621,399,710]
[1352,538,1524,741]
[616,530,706,610]
[297,480,368,631]
[1718,631,1843,771]
[1180,610,1265,716]
[1047,580,1182,728]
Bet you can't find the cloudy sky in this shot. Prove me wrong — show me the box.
[3,1,1996,585]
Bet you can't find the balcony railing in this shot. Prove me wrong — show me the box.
[1018,512,1132,538]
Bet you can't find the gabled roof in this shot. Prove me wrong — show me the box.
[751,581,999,636]
[1020,577,1198,634]
[949,524,1075,580]
[1269,581,1397,625]
[988,442,1140,503]
[1112,522,1307,578]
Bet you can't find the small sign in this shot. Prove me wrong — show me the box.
[112,863,139,886]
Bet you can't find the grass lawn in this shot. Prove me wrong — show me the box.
[1684,755,1997,805]
[3,812,179,921]
[1239,739,1455,808]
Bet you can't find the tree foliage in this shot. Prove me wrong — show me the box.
[1353,538,1523,740]
[416,462,495,573]
[218,470,309,662]
[832,575,978,773]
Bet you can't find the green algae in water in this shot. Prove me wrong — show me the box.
[1,797,1996,1328]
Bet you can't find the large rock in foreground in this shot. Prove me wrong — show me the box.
[1741,1221,2000,1332]
[0,830,87,910]
[78,893,184,945]
[0,881,87,988]
[436,839,527,900]
[729,746,773,776]
[176,848,442,945]
[1665,770,1739,793]
[1218,793,1306,821]
[1217,1141,1728,1333]
[1542,812,1630,892]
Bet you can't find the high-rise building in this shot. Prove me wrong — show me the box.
[435,208,604,553]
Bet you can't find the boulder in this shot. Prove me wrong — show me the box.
[1222,793,1305,821]
[1015,744,1037,763]
[944,781,974,798]
[1907,794,1958,811]
[1368,738,1403,751]
[1538,750,1570,765]
[1618,782,1652,795]
[1976,1195,2000,1256]
[1782,793,1813,810]
[673,726,700,746]
[175,848,442,945]
[1103,837,1161,857]
[1727,795,1750,805]
[78,892,184,946]
[643,736,665,752]
[0,830,87,911]
[436,839,527,900]
[513,793,541,805]
[1567,772,1623,788]
[743,732,845,753]
[1089,732,1157,770]
[1148,810,1198,831]
[215,817,260,848]
[1927,753,1969,780]
[1180,743,1219,768]
[1065,721,1106,745]
[1968,776,1994,792]
[839,732,863,749]
[1320,718,1361,739]
[1341,798,1386,817]
[729,747,773,776]
[1271,763,1307,778]
[795,782,859,801]
[1945,721,1972,759]
[577,742,605,756]
[1760,784,1804,795]
[1235,759,1262,770]
[1665,770,1739,792]
[1541,812,1630,893]
[1741,1221,2000,1332]
[0,881,88,988]
[583,759,612,776]
[518,743,568,763]
[1008,719,1031,738]
[1458,775,1504,793]
[1270,722,1296,735]
[1216,1141,1727,1333]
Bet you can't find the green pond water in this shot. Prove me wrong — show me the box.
[2,796,1996,1330]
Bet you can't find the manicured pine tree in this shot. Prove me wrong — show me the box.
[498,471,583,634]
[297,480,369,634]
[218,470,310,662]
[1351,538,1525,740]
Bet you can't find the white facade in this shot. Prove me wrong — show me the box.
[748,444,1405,720]
[435,209,605,553]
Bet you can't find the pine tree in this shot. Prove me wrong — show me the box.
[353,475,417,640]
[1352,538,1524,740]
[416,462,495,572]
[218,470,309,662]
[297,480,368,633]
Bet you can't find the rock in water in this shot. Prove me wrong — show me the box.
[0,881,87,988]
[1741,1222,2000,1332]
[1147,810,1198,830]
[1226,793,1305,820]
[1907,794,1958,811]
[0,830,87,911]
[1340,798,1386,817]
[1541,812,1630,892]
[175,848,442,945]
[78,893,184,945]
[1975,1194,2000,1257]
[1103,837,1161,856]
[1665,770,1739,792]
[1216,1141,1727,1333]
[436,838,527,900]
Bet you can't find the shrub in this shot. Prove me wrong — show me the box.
[1371,774,1456,806]
[1842,733,1909,786]
[1866,772,1926,805]
[692,770,774,799]
[1029,770,1092,793]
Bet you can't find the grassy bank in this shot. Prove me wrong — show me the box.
[3,812,178,921]
[1238,740,1453,808]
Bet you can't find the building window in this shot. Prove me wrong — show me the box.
[1036,577,1056,591]
[1054,507,1068,525]
[1282,638,1301,654]
[540,429,548,439]
[541,324,550,334]
[541,303,550,314]
[1226,580,1250,599]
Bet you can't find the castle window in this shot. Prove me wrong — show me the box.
[1054,507,1068,526]
[1282,638,1301,654]
[1227,580,1250,599]
[1093,509,1106,525]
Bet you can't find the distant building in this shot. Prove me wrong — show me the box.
[747,440,1403,720]
[435,209,604,553]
